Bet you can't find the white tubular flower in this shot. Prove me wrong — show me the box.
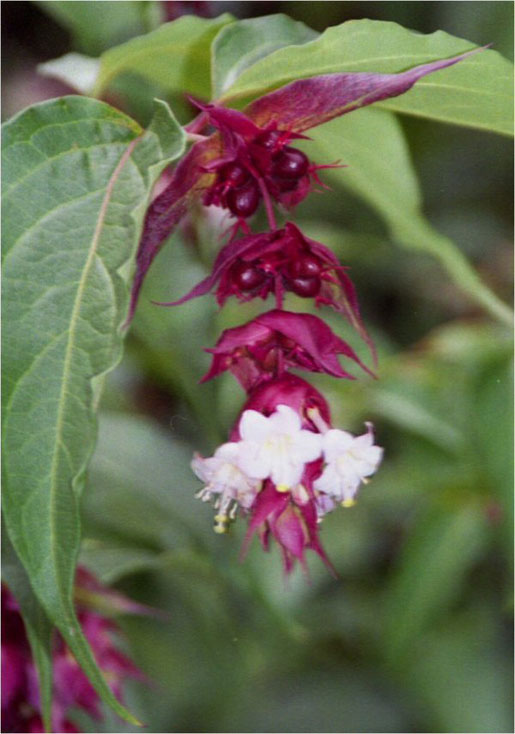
[237,404,323,491]
[314,422,383,506]
[192,442,259,532]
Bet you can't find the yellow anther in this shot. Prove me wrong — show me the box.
[276,484,290,493]
[213,513,229,534]
[341,499,356,508]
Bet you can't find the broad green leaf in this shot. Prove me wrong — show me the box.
[2,526,53,733]
[306,107,513,325]
[35,1,163,55]
[93,14,235,99]
[2,95,185,724]
[220,19,513,136]
[211,14,317,99]
[382,503,488,663]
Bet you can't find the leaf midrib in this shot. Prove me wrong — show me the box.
[46,135,140,614]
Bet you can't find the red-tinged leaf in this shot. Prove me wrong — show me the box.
[244,48,483,132]
[126,136,220,323]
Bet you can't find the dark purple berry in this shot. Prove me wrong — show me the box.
[226,180,260,218]
[232,262,266,291]
[290,254,322,279]
[289,276,321,298]
[222,162,249,188]
[274,177,299,192]
[272,148,309,179]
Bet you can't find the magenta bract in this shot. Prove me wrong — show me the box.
[202,308,374,390]
[158,221,375,359]
[230,373,331,441]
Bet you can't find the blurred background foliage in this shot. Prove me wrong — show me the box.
[3,2,513,732]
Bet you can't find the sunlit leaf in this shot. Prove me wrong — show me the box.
[211,14,317,99]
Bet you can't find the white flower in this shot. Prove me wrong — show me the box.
[192,442,259,532]
[237,405,323,491]
[314,423,383,506]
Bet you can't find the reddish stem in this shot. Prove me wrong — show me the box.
[257,177,277,231]
[274,276,284,310]
[185,111,208,135]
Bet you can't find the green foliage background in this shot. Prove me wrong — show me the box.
[2,2,513,733]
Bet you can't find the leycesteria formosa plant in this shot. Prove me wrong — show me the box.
[127,47,480,573]
[4,9,512,731]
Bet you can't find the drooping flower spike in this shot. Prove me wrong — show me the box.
[200,309,374,391]
[127,46,482,321]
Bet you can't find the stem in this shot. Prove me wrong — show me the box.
[185,111,208,135]
[274,276,284,310]
[257,177,277,231]
[186,133,208,143]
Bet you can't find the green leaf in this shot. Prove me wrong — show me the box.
[83,412,209,550]
[220,19,513,136]
[38,53,101,95]
[2,525,54,733]
[35,1,163,55]
[382,502,489,663]
[306,107,513,325]
[211,14,317,99]
[80,541,162,585]
[93,14,235,99]
[2,95,185,724]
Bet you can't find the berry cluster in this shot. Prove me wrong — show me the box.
[204,130,311,219]
[196,104,335,227]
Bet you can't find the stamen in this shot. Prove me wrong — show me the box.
[307,406,330,434]
[213,513,230,533]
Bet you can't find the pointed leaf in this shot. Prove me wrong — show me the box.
[2,525,53,733]
[220,19,513,136]
[93,14,235,98]
[2,96,185,724]
[38,53,101,95]
[211,14,317,99]
[306,107,513,325]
